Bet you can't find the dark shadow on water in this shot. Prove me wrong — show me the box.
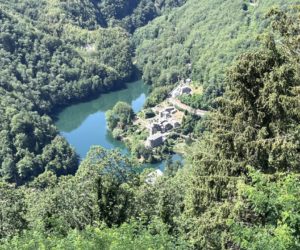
[56,80,149,133]
[55,79,184,168]
[55,80,149,159]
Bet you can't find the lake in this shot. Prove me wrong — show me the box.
[55,80,182,170]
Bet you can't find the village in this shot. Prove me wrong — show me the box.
[134,79,207,149]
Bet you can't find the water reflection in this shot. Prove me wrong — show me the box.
[55,80,148,158]
[56,80,148,132]
[56,79,183,169]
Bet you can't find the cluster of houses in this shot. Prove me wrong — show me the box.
[145,106,181,148]
[145,79,193,149]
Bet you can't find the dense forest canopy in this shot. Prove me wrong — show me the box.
[0,7,130,183]
[134,0,299,108]
[0,0,300,249]
[0,0,186,184]
[1,0,186,33]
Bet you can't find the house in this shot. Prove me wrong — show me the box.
[164,107,175,113]
[148,123,161,135]
[146,169,164,184]
[171,84,192,98]
[181,86,192,95]
[145,133,164,148]
[160,106,175,119]
[145,103,183,148]
[161,121,173,132]
[173,121,181,128]
[171,88,180,98]
[85,44,96,53]
[160,111,171,119]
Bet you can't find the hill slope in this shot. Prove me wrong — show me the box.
[0,0,185,184]
[134,0,299,108]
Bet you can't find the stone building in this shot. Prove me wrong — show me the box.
[160,111,171,119]
[171,85,192,98]
[181,86,192,95]
[145,133,164,148]
[145,104,183,148]
[161,121,173,133]
[172,121,181,128]
[148,123,161,135]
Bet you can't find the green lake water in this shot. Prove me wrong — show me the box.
[55,79,182,169]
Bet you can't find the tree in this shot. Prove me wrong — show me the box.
[181,7,300,248]
[0,182,27,239]
[41,136,78,176]
[229,169,300,250]
[76,146,140,227]
[106,101,134,131]
[25,174,99,236]
[0,219,188,250]
[0,3,136,184]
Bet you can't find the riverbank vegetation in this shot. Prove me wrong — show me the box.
[106,102,174,164]
[1,1,300,249]
[106,101,134,133]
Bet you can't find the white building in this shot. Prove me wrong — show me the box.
[186,78,192,84]
[146,169,164,184]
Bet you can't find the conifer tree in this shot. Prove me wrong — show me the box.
[182,7,300,248]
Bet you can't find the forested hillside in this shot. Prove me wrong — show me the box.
[0,0,300,249]
[0,6,131,184]
[0,0,184,184]
[134,0,298,108]
[1,0,186,33]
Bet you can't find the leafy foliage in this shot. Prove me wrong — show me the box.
[181,6,300,248]
[1,0,175,183]
[106,101,134,131]
[1,1,300,249]
[0,182,27,239]
[0,219,188,250]
[229,170,300,250]
[134,0,298,108]
[179,94,204,109]
[2,0,186,33]
[0,147,188,248]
